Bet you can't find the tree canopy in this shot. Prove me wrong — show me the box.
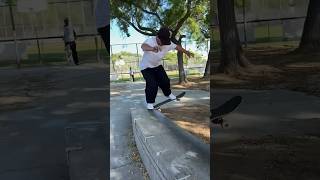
[110,0,209,46]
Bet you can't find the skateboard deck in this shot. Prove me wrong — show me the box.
[154,92,186,109]
[211,96,242,127]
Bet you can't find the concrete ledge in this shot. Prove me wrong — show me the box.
[131,107,210,180]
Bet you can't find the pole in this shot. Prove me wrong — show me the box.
[33,13,41,64]
[267,23,270,41]
[242,0,247,47]
[9,3,21,68]
[95,35,100,62]
[135,43,139,68]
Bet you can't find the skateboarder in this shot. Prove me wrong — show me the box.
[63,18,79,65]
[140,27,193,109]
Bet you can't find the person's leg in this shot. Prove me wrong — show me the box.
[97,25,109,54]
[141,68,158,104]
[70,42,79,65]
[155,65,171,96]
[65,42,71,60]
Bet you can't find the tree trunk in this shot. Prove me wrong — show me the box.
[209,1,216,177]
[297,0,320,52]
[204,27,215,79]
[177,35,188,84]
[203,56,210,78]
[217,0,248,74]
[204,0,217,79]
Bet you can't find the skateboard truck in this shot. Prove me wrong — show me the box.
[211,117,229,128]
[210,96,242,128]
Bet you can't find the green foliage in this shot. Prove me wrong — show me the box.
[111,50,206,66]
[183,1,209,46]
[111,51,140,63]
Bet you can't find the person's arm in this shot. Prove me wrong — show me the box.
[141,43,159,53]
[175,45,194,58]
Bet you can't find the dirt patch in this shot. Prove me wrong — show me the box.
[214,135,320,179]
[128,130,150,180]
[165,76,210,144]
[161,105,210,144]
[172,77,210,92]
[213,45,320,96]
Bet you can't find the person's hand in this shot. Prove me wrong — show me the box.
[185,51,194,58]
[152,46,160,53]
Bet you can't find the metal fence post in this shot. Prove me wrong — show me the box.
[267,22,270,41]
[95,35,100,62]
[135,43,139,69]
[9,3,21,68]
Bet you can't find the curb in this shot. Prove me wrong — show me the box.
[131,107,210,180]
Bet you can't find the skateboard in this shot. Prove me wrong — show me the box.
[154,92,186,110]
[211,96,242,128]
[65,44,74,65]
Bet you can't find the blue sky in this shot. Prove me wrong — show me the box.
[110,21,147,45]
[110,21,147,54]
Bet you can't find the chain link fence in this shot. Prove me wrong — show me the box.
[0,0,108,68]
[233,0,308,44]
[110,42,208,81]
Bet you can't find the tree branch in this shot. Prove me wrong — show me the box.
[120,18,154,36]
[133,8,158,35]
[134,4,165,26]
[121,1,165,27]
[129,22,154,36]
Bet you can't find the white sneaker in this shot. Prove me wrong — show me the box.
[146,103,154,110]
[167,93,176,100]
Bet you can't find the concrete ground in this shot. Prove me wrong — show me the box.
[110,82,148,180]
[0,63,108,180]
[213,89,320,140]
[212,89,320,179]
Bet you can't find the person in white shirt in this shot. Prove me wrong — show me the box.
[140,27,193,109]
[63,18,79,65]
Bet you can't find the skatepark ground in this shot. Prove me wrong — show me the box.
[0,63,108,180]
